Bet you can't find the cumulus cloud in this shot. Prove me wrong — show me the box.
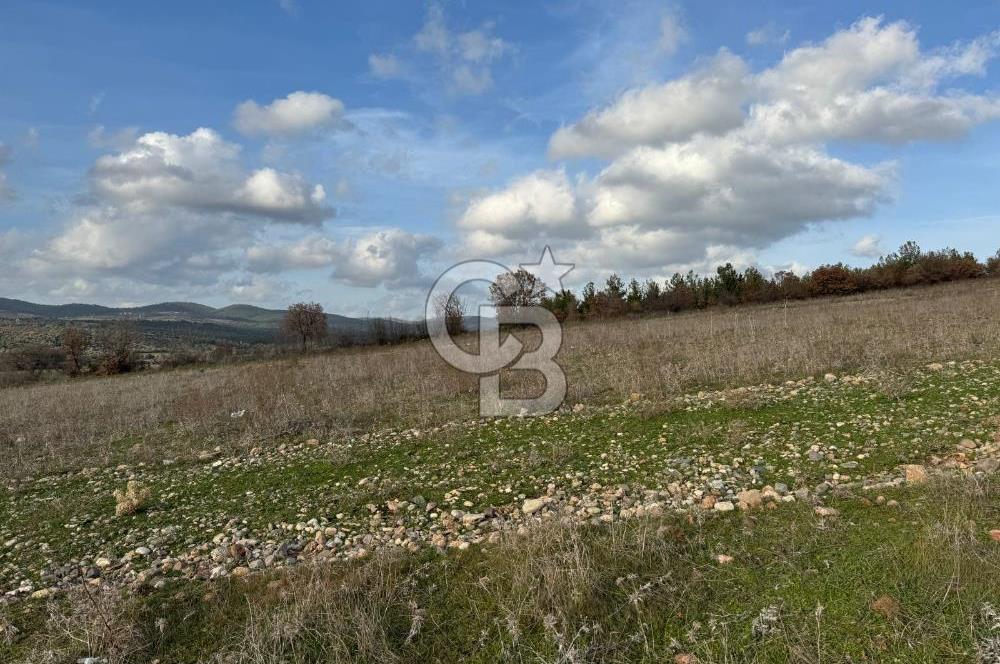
[88,127,332,223]
[464,17,999,273]
[851,233,883,258]
[234,91,347,137]
[245,229,442,288]
[459,170,579,239]
[549,51,750,159]
[331,229,443,287]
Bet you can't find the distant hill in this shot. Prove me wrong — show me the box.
[0,297,423,346]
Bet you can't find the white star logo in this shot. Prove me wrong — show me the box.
[519,246,574,295]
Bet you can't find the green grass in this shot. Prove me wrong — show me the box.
[2,360,1000,662]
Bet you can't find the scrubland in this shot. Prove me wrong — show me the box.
[2,279,1000,663]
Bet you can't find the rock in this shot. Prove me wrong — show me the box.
[700,495,716,510]
[305,438,320,446]
[824,373,837,383]
[926,362,944,371]
[990,530,1000,542]
[976,458,1000,474]
[814,506,839,518]
[134,546,151,557]
[231,566,250,578]
[572,403,585,413]
[958,439,978,450]
[522,498,547,515]
[737,489,762,510]
[714,501,735,512]
[716,554,734,565]
[30,588,52,600]
[870,595,900,619]
[674,654,699,664]
[461,513,485,526]
[903,464,927,484]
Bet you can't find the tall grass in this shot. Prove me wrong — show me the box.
[2,280,999,480]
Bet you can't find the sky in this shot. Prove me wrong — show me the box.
[1,0,999,316]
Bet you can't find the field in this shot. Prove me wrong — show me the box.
[2,280,1000,662]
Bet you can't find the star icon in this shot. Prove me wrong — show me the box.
[519,246,574,295]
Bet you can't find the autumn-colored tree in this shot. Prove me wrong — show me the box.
[283,302,328,350]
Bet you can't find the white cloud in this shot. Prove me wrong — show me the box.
[331,229,443,287]
[459,170,579,239]
[658,12,687,55]
[376,3,513,96]
[851,233,883,258]
[746,23,790,47]
[369,53,403,79]
[247,235,339,273]
[234,91,347,137]
[461,17,1000,274]
[549,51,750,159]
[245,229,442,289]
[89,127,332,223]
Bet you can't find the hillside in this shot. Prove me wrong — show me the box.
[0,297,416,350]
[2,279,1000,662]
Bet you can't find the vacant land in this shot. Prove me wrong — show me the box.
[2,280,1000,662]
[3,279,1000,481]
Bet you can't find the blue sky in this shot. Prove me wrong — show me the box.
[1,0,999,315]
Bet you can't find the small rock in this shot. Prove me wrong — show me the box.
[714,501,735,513]
[903,464,927,484]
[958,439,978,450]
[522,498,547,515]
[814,506,839,518]
[716,554,734,565]
[674,654,699,664]
[737,489,762,511]
[824,373,837,383]
[989,529,1000,542]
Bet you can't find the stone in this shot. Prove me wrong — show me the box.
[958,439,978,450]
[716,554,734,565]
[522,498,547,515]
[674,655,698,664]
[926,362,944,371]
[737,489,762,510]
[714,501,735,512]
[814,506,839,518]
[990,530,1000,543]
[903,464,928,484]
[700,495,716,510]
[824,373,837,383]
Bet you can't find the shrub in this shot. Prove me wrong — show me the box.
[114,480,152,516]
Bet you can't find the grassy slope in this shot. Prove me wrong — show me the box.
[2,361,1000,662]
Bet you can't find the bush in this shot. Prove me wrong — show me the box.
[114,481,152,516]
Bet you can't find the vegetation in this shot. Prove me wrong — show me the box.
[543,242,999,320]
[281,302,329,350]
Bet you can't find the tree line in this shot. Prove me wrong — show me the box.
[531,242,1000,321]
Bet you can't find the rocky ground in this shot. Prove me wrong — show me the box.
[3,359,999,606]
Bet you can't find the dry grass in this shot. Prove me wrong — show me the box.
[2,279,1000,480]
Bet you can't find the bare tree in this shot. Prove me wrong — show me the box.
[99,319,137,375]
[283,302,328,350]
[62,325,88,376]
[434,293,466,337]
[489,268,547,314]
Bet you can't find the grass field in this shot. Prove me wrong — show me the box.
[2,280,1000,662]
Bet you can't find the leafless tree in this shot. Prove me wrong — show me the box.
[62,325,88,376]
[283,302,328,351]
[99,319,137,375]
[434,293,466,337]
